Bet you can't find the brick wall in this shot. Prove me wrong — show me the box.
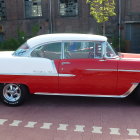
[1,0,139,44]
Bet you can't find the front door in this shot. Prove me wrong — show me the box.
[58,41,118,95]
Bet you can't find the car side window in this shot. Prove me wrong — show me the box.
[31,42,61,60]
[64,41,103,59]
[105,42,117,58]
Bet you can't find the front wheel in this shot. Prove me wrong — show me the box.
[0,83,29,106]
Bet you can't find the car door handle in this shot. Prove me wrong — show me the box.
[61,62,71,65]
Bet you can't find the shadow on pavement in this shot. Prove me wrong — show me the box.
[24,94,137,108]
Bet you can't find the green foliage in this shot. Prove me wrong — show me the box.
[0,38,19,51]
[87,0,116,23]
[0,24,40,51]
[31,24,40,37]
[0,30,27,51]
[17,30,27,45]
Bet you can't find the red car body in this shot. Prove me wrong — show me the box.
[0,34,140,106]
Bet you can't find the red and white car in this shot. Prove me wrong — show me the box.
[0,33,140,106]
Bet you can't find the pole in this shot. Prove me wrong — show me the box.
[118,0,121,52]
[49,0,53,33]
[103,1,105,36]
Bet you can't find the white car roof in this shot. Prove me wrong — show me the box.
[27,33,107,48]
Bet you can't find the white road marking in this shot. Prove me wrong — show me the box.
[92,126,102,134]
[24,121,37,128]
[57,124,69,131]
[109,128,121,135]
[40,123,52,129]
[0,118,140,137]
[0,119,8,125]
[127,129,139,136]
[74,125,85,132]
[9,120,22,127]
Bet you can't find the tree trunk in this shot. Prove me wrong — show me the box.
[103,22,105,36]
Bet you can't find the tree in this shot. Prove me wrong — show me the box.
[87,0,116,35]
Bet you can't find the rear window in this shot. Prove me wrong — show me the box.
[13,43,29,56]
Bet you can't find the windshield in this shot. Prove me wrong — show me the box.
[13,43,29,56]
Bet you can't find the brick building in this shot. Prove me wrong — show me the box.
[0,0,139,52]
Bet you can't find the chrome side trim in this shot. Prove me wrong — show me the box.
[119,70,140,73]
[86,69,140,73]
[34,92,122,98]
[121,83,139,97]
[59,74,75,77]
[86,69,117,72]
[0,73,75,77]
[34,83,139,98]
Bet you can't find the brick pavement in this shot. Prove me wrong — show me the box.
[0,95,140,140]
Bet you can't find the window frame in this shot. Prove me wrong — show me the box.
[102,42,118,59]
[62,40,105,60]
[58,0,79,17]
[0,0,7,21]
[25,40,117,60]
[24,0,43,19]
[29,41,63,60]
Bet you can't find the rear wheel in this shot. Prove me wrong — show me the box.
[0,83,29,106]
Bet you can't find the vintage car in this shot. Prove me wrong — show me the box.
[0,33,140,106]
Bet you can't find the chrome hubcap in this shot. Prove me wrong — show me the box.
[3,84,21,102]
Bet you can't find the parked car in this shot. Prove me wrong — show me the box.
[0,33,140,106]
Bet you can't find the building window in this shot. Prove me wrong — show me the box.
[59,0,78,17]
[25,0,42,18]
[0,0,6,21]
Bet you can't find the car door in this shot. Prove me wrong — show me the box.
[58,41,118,96]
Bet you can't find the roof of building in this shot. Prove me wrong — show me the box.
[27,33,107,48]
